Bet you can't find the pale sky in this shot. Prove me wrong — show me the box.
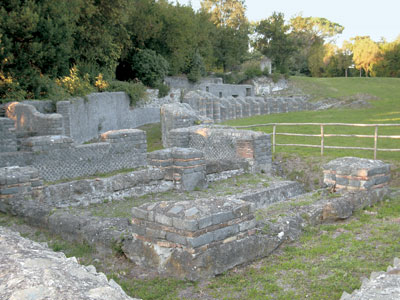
[176,0,400,46]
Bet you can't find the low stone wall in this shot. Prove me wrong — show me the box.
[161,103,211,148]
[164,76,223,90]
[167,125,272,173]
[0,165,172,210]
[148,147,207,191]
[0,118,17,152]
[57,92,160,144]
[181,91,311,123]
[0,129,147,181]
[6,102,64,138]
[43,167,172,207]
[323,157,391,191]
[0,166,43,214]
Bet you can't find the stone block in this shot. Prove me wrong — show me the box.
[187,232,214,248]
[323,157,390,191]
[213,224,239,241]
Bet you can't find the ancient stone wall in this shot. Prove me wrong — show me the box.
[181,91,311,123]
[148,147,207,191]
[167,125,272,173]
[0,118,17,152]
[0,129,147,181]
[6,102,64,138]
[0,166,43,214]
[160,103,211,148]
[164,76,223,89]
[57,92,160,144]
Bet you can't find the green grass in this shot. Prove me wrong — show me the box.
[139,123,163,152]
[195,194,400,300]
[224,77,400,161]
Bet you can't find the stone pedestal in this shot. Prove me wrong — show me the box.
[323,157,390,191]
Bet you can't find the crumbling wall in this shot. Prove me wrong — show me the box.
[0,129,147,181]
[6,102,64,138]
[181,91,311,123]
[57,92,160,144]
[0,118,17,152]
[148,147,207,191]
[160,103,211,148]
[168,125,272,173]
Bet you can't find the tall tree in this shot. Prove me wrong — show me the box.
[289,15,344,76]
[373,39,400,77]
[201,0,247,29]
[201,0,249,71]
[351,36,381,77]
[254,12,294,74]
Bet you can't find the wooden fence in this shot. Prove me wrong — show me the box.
[233,123,400,159]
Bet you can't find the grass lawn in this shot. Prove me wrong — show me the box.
[223,77,400,162]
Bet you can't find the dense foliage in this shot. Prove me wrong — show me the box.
[253,13,400,78]
[0,0,250,100]
[1,0,399,102]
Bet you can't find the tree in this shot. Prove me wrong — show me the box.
[201,0,247,29]
[337,41,353,77]
[290,15,344,42]
[201,0,249,71]
[254,12,294,74]
[0,0,79,97]
[373,39,400,77]
[351,36,381,77]
[289,15,344,76]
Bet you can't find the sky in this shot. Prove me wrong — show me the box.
[175,0,400,46]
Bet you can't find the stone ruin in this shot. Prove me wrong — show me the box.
[0,85,395,296]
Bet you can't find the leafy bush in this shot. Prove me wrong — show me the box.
[156,83,170,98]
[56,66,94,97]
[187,51,206,83]
[243,65,263,80]
[106,80,148,107]
[94,74,109,91]
[129,50,169,88]
[0,72,26,101]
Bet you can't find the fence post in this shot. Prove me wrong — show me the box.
[374,125,378,159]
[321,124,324,156]
[272,125,276,153]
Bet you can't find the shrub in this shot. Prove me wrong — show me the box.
[187,51,206,83]
[129,49,169,88]
[106,80,148,107]
[94,74,109,91]
[243,65,263,80]
[56,66,94,97]
[0,71,26,101]
[156,83,170,98]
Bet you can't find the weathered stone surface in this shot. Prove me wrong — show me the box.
[148,147,207,191]
[323,157,391,191]
[0,226,138,300]
[341,258,400,300]
[167,125,272,174]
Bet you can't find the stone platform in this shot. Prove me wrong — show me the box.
[323,157,391,191]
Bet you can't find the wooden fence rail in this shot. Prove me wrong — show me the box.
[233,123,400,159]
